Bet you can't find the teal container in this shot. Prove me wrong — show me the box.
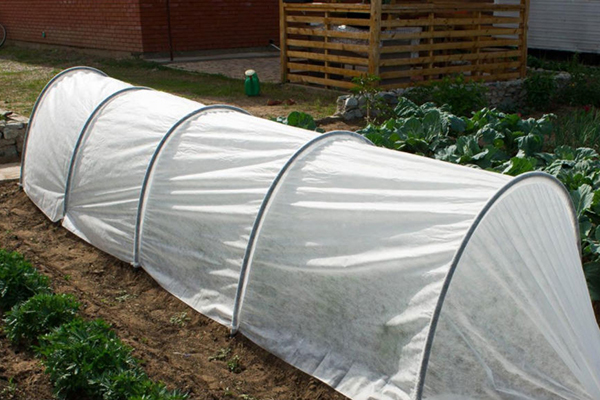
[244,69,260,97]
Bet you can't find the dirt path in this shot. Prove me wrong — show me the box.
[0,180,347,400]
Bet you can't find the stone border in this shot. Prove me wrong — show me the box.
[0,109,29,164]
[335,72,571,120]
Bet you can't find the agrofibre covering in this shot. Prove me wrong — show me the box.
[21,67,600,400]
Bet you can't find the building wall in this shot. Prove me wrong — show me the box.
[527,0,600,54]
[140,0,280,54]
[0,0,279,55]
[0,0,144,53]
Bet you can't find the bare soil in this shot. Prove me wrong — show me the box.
[0,180,347,400]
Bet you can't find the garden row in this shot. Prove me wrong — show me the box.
[0,249,188,400]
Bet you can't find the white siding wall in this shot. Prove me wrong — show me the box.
[528,0,600,54]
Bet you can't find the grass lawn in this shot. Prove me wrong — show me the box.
[0,44,341,119]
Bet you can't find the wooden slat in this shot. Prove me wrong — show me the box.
[287,50,370,66]
[381,38,521,54]
[288,62,364,78]
[287,27,370,40]
[379,61,521,79]
[288,73,356,89]
[381,16,521,28]
[287,38,369,53]
[286,15,371,27]
[380,27,521,41]
[379,50,521,67]
[284,3,370,12]
[380,72,521,90]
[382,3,524,12]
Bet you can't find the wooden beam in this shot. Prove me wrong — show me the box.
[288,73,356,89]
[287,38,369,53]
[379,61,521,79]
[378,50,521,68]
[380,27,521,41]
[280,0,287,83]
[381,16,521,28]
[380,38,521,54]
[369,0,382,77]
[288,62,365,78]
[520,0,530,77]
[287,50,370,67]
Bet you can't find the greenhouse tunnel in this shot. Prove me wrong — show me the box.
[20,67,600,400]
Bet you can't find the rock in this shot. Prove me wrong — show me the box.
[344,96,359,109]
[377,91,398,105]
[343,109,362,121]
[0,146,18,163]
[4,122,24,140]
[0,138,16,148]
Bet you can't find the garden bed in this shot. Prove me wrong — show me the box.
[0,180,346,400]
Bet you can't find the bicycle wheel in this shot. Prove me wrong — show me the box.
[0,24,6,48]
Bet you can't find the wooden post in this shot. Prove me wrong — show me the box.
[325,10,330,86]
[368,0,382,79]
[280,0,288,83]
[474,10,481,78]
[427,0,434,81]
[520,0,530,78]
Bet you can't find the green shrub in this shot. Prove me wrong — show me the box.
[4,293,80,345]
[431,75,488,117]
[562,62,600,107]
[37,318,140,399]
[0,250,51,311]
[524,72,556,110]
[403,85,434,106]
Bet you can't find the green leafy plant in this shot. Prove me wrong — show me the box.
[94,369,188,400]
[36,318,140,399]
[4,293,80,345]
[273,111,324,132]
[169,311,189,327]
[358,99,463,156]
[0,250,51,311]
[209,347,231,361]
[227,355,242,373]
[524,71,556,111]
[358,102,600,299]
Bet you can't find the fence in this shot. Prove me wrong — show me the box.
[280,0,529,90]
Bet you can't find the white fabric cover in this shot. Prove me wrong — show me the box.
[424,178,600,400]
[21,68,600,400]
[138,110,316,325]
[62,89,200,262]
[23,68,131,221]
[238,137,511,399]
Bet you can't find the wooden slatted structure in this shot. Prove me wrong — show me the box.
[280,0,529,90]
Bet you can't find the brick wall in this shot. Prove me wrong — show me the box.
[0,0,144,53]
[0,0,279,54]
[140,0,280,53]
